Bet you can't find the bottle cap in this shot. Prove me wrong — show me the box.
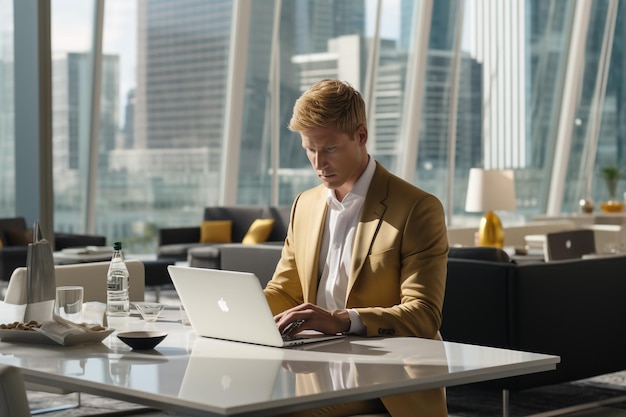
[113,242,122,250]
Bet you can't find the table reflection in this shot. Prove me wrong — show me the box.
[177,336,450,407]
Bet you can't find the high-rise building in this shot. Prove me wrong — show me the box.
[134,0,231,150]
[134,0,367,206]
[291,34,482,192]
[293,0,365,54]
[52,52,119,232]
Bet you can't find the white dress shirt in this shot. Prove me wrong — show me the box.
[317,156,376,334]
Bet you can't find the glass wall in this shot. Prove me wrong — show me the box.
[0,0,14,217]
[51,0,97,234]
[6,0,626,252]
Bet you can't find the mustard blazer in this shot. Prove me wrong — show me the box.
[264,162,449,417]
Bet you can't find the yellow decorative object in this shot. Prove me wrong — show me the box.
[242,219,275,244]
[599,200,625,213]
[199,220,233,243]
[477,210,505,248]
[465,168,516,248]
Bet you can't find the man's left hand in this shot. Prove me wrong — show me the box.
[274,303,350,335]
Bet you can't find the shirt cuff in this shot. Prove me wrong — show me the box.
[346,309,365,335]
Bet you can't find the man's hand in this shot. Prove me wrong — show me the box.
[274,303,350,335]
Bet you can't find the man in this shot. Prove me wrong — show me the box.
[264,79,449,417]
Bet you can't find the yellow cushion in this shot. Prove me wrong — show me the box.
[242,219,275,245]
[199,220,233,243]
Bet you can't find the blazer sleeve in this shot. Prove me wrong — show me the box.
[351,193,449,339]
[263,194,307,315]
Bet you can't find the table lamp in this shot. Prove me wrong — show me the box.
[465,168,517,248]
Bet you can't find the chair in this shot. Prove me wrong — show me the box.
[0,364,31,417]
[4,260,145,305]
[2,260,145,414]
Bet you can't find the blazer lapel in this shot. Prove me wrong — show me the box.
[348,163,389,296]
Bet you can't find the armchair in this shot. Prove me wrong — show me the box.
[0,217,106,282]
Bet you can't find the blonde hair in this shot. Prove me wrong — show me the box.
[288,79,367,134]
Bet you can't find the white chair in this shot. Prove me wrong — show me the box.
[2,260,145,414]
[4,260,145,305]
[0,364,31,417]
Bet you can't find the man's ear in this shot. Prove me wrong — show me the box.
[356,125,368,145]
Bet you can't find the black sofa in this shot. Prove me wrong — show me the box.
[157,206,291,269]
[0,217,106,282]
[442,247,626,390]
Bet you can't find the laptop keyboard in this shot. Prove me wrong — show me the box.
[281,334,304,342]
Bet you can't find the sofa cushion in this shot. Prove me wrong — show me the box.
[187,245,222,269]
[158,243,208,260]
[242,219,274,244]
[4,229,33,246]
[200,220,232,244]
[204,207,266,242]
[262,206,291,242]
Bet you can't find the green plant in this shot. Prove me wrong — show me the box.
[600,165,624,200]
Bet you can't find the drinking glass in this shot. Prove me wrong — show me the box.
[55,286,84,323]
[180,304,191,326]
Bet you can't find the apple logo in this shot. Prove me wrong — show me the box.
[221,375,231,390]
[217,297,229,312]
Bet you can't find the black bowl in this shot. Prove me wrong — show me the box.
[117,331,168,350]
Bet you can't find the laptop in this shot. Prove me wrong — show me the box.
[167,265,344,348]
[544,229,596,261]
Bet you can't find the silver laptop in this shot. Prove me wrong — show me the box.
[167,265,344,348]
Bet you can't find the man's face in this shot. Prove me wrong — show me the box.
[300,124,368,201]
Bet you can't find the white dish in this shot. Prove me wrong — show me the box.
[0,327,114,346]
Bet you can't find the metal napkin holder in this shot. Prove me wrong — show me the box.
[25,221,56,322]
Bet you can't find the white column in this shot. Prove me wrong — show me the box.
[14,0,54,241]
[220,0,252,205]
[547,0,591,214]
[398,0,432,182]
[84,0,105,234]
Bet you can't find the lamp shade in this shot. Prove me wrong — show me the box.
[465,168,517,212]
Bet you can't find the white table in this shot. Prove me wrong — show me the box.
[0,308,560,417]
[53,250,113,264]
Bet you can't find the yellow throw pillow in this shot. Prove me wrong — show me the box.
[242,219,275,245]
[199,220,233,243]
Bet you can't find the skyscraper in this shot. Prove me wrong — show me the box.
[134,0,231,150]
[52,52,119,232]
